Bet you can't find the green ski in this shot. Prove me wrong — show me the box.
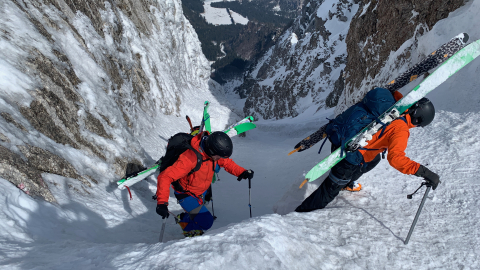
[299,37,480,188]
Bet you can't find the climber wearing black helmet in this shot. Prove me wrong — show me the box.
[296,93,440,213]
[156,131,254,237]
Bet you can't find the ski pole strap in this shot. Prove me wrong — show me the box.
[125,186,133,200]
[407,182,428,199]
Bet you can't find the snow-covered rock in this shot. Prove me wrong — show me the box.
[238,0,360,120]
[0,0,234,202]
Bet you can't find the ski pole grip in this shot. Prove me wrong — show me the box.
[248,177,251,189]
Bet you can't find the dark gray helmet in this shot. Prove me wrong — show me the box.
[409,98,435,127]
[204,131,233,158]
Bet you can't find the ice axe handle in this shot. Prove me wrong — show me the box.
[159,217,167,242]
[404,186,431,245]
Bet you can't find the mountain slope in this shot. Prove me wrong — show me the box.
[238,0,360,120]
[0,0,236,203]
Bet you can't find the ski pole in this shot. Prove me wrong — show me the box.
[248,177,252,218]
[211,198,217,220]
[404,184,431,245]
[159,216,168,243]
[209,184,217,220]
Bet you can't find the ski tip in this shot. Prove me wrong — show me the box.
[299,179,308,189]
[288,147,301,156]
[461,33,469,43]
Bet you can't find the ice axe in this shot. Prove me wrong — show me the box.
[159,216,168,242]
[404,182,431,245]
[158,211,180,242]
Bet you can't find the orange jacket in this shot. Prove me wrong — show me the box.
[156,133,246,204]
[359,112,420,175]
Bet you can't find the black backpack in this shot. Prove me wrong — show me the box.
[158,132,203,175]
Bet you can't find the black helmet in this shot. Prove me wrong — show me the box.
[204,131,233,158]
[409,98,435,127]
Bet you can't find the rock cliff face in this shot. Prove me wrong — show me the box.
[336,0,466,115]
[0,0,212,202]
[238,0,360,120]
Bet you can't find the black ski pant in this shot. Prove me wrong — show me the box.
[295,154,381,212]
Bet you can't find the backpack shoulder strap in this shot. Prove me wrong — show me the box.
[398,116,408,125]
[185,140,203,174]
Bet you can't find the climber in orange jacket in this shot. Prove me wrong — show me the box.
[295,92,440,212]
[156,131,254,237]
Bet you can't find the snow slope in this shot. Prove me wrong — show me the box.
[2,1,480,270]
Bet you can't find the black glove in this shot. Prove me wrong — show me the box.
[156,203,169,219]
[237,170,254,181]
[415,165,440,190]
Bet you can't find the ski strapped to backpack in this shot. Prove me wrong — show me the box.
[116,110,257,192]
[289,33,470,155]
[117,132,203,191]
[318,87,396,165]
[297,35,480,188]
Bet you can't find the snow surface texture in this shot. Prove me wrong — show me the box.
[2,1,480,270]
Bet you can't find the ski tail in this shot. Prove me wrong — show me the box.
[117,164,160,189]
[186,115,194,132]
[200,101,211,133]
[290,124,327,155]
[384,33,469,93]
[223,116,257,137]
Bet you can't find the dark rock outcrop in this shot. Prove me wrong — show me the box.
[336,0,465,114]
